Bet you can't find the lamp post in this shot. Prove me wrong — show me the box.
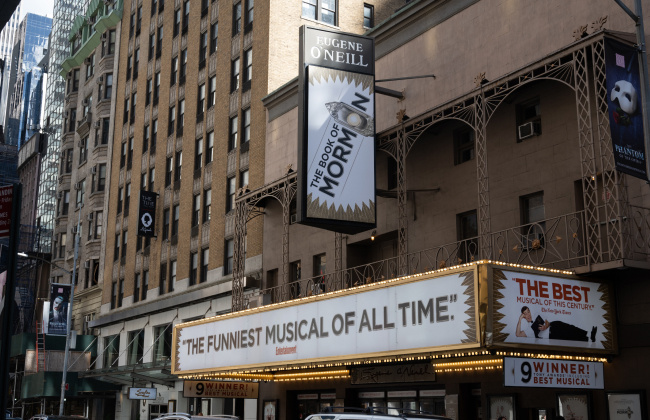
[20,213,81,416]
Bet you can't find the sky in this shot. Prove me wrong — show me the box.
[19,0,56,20]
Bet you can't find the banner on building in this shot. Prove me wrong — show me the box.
[0,185,14,238]
[128,387,157,400]
[604,37,647,180]
[503,357,604,389]
[297,26,376,234]
[491,268,613,351]
[137,190,157,237]
[183,381,259,398]
[44,283,70,335]
[173,269,479,374]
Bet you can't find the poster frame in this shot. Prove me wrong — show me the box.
[556,392,591,420]
[487,394,517,420]
[605,390,647,420]
[263,399,278,420]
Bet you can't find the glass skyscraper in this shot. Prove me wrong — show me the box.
[3,13,51,148]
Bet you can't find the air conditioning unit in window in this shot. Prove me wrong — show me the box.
[94,120,101,128]
[91,166,97,174]
[84,57,91,65]
[88,212,94,220]
[74,182,81,190]
[518,121,541,140]
[82,99,89,107]
[96,75,104,84]
[247,295,264,308]
[84,260,91,269]
[72,226,78,234]
[101,32,108,40]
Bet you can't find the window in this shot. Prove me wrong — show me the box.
[72,69,80,91]
[117,187,123,213]
[521,192,545,248]
[85,54,95,79]
[172,204,180,236]
[240,169,249,190]
[124,183,131,213]
[162,208,170,240]
[123,98,129,124]
[208,76,216,108]
[151,119,158,153]
[152,0,157,15]
[457,210,478,263]
[101,118,110,144]
[226,176,236,212]
[105,73,113,100]
[65,149,73,173]
[68,108,76,132]
[130,92,137,124]
[141,173,147,191]
[103,335,120,368]
[302,0,336,25]
[199,32,208,68]
[62,191,70,215]
[195,138,203,171]
[108,30,116,54]
[197,84,205,119]
[210,22,218,53]
[142,270,149,301]
[205,131,214,163]
[114,233,119,261]
[173,8,181,37]
[290,260,301,298]
[133,48,140,79]
[201,0,208,16]
[129,12,135,38]
[154,72,160,104]
[121,230,128,258]
[59,233,67,259]
[153,325,172,362]
[159,0,165,13]
[243,48,252,91]
[363,3,374,28]
[203,189,211,222]
[454,127,475,165]
[136,6,142,34]
[127,137,134,169]
[244,0,253,31]
[192,194,200,226]
[231,58,240,92]
[134,273,141,303]
[126,54,132,80]
[170,260,177,289]
[95,211,103,239]
[156,26,163,57]
[159,263,167,295]
[242,108,251,146]
[179,49,187,84]
[313,253,326,292]
[224,238,234,275]
[120,142,126,168]
[182,1,190,33]
[189,252,198,285]
[168,105,175,135]
[201,248,209,283]
[97,164,106,191]
[149,167,156,191]
[170,56,178,86]
[232,2,242,35]
[149,32,155,60]
[78,136,88,164]
[127,330,144,365]
[174,151,182,182]
[229,115,238,151]
[82,95,92,117]
[516,97,542,141]
[143,124,150,152]
[165,156,173,186]
[177,99,185,134]
[75,179,85,207]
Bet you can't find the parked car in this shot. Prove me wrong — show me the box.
[156,414,240,420]
[28,415,88,420]
[5,410,21,420]
[305,407,452,420]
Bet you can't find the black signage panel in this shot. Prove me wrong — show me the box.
[138,190,157,237]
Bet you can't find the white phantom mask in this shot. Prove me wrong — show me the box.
[611,80,638,114]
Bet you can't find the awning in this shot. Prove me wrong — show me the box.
[79,360,176,388]
[21,372,121,399]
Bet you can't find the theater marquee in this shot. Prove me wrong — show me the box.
[172,268,479,375]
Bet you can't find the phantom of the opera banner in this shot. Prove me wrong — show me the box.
[297,26,376,233]
[604,36,647,180]
[492,269,613,351]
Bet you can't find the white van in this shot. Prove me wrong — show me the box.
[305,407,452,420]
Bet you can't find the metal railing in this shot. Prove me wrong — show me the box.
[259,208,650,305]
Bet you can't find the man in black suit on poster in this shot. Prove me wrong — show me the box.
[516,306,597,342]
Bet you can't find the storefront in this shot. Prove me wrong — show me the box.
[172,262,619,420]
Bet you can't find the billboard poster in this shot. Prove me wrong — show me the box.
[137,190,157,237]
[503,357,604,389]
[183,381,259,398]
[0,185,13,238]
[173,269,478,374]
[298,26,376,234]
[44,283,71,335]
[604,37,647,180]
[492,269,612,351]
